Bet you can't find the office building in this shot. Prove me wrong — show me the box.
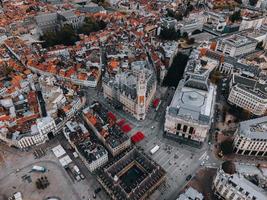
[176,187,204,200]
[178,18,204,35]
[160,17,177,30]
[233,116,267,157]
[228,73,267,116]
[97,147,166,200]
[64,120,108,172]
[239,12,266,31]
[215,34,258,57]
[213,162,267,200]
[103,61,156,120]
[83,103,131,156]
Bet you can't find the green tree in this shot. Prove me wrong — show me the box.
[187,38,195,45]
[40,25,78,47]
[229,10,242,22]
[249,0,258,6]
[40,31,57,47]
[99,20,106,29]
[0,64,13,77]
[182,32,188,39]
[77,17,106,35]
[59,24,79,46]
[220,139,234,155]
[210,70,222,85]
[36,179,42,189]
[222,161,236,174]
[166,9,175,18]
[159,27,180,40]
[92,0,105,4]
[175,13,183,21]
[186,2,194,12]
[234,0,242,4]
[256,41,264,50]
[162,53,189,87]
[166,9,183,21]
[78,22,95,35]
[192,29,201,35]
[40,17,106,48]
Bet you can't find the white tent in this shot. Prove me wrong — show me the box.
[52,144,66,158]
[59,155,72,167]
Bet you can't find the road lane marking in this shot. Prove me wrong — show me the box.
[170,164,183,177]
[157,152,172,164]
[199,151,207,161]
[159,149,179,166]
[152,149,166,160]
[144,136,158,147]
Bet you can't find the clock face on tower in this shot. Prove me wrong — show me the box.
[139,96,144,105]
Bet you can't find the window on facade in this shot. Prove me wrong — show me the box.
[218,185,223,192]
[223,189,229,196]
[177,124,181,130]
[189,127,194,134]
[183,125,187,133]
[229,193,235,200]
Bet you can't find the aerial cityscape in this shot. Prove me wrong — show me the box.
[0,0,267,200]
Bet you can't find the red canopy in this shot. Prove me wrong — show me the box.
[107,112,116,121]
[131,132,145,143]
[117,118,126,127]
[121,124,132,133]
[153,98,160,108]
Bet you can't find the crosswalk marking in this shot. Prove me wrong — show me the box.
[199,151,207,161]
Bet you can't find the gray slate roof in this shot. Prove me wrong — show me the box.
[239,116,267,140]
[232,74,267,99]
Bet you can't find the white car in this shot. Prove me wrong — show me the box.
[80,174,85,180]
[73,152,78,158]
[75,175,81,182]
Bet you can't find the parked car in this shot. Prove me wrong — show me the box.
[186,175,192,181]
[80,174,85,180]
[94,187,101,194]
[75,175,81,182]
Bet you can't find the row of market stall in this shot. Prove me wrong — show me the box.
[108,112,145,144]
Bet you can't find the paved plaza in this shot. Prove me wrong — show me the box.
[83,87,222,200]
[0,140,106,200]
[0,86,222,200]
